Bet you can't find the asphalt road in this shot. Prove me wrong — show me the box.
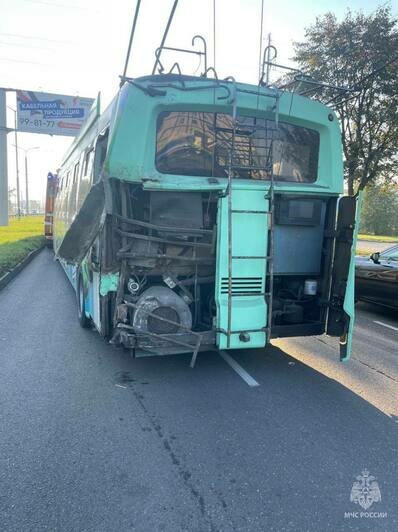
[356,240,392,253]
[0,249,397,532]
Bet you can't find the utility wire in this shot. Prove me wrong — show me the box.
[212,0,216,104]
[256,0,265,109]
[257,0,264,83]
[329,54,398,107]
[352,54,398,90]
[0,32,77,45]
[213,0,216,71]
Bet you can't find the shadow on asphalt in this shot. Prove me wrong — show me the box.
[356,300,398,322]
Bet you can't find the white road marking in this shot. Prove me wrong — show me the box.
[219,351,260,387]
[115,384,127,389]
[373,320,398,333]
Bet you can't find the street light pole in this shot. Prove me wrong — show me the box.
[7,106,21,218]
[11,145,39,216]
[13,111,20,218]
[24,152,29,215]
[0,89,8,226]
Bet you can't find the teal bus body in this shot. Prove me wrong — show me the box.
[53,75,359,361]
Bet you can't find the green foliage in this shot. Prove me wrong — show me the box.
[360,182,398,235]
[0,215,44,245]
[0,236,45,276]
[0,216,45,276]
[358,233,398,243]
[293,6,398,194]
[356,248,374,256]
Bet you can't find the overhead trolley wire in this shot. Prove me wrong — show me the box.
[328,54,398,107]
[213,0,216,71]
[212,0,217,105]
[257,0,265,84]
[353,53,398,90]
[256,0,265,109]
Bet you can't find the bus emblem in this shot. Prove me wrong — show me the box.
[350,470,381,510]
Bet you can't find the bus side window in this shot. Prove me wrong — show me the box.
[93,129,109,183]
[73,162,80,184]
[83,148,95,180]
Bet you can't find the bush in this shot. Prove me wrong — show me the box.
[0,216,45,277]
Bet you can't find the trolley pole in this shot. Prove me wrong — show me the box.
[0,89,8,226]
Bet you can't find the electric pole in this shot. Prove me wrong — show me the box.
[0,89,8,225]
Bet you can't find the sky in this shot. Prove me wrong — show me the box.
[1,0,396,206]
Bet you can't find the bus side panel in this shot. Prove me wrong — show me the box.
[80,261,99,326]
[59,258,97,324]
[215,189,268,349]
[59,260,78,291]
[90,271,101,329]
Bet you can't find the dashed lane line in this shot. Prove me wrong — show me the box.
[219,351,260,387]
[374,320,398,333]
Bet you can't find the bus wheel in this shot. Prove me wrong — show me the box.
[77,274,91,328]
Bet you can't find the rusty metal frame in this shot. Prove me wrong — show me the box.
[123,299,202,367]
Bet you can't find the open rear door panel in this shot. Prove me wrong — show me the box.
[326,194,361,361]
[56,182,105,263]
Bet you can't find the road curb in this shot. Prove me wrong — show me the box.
[0,245,45,292]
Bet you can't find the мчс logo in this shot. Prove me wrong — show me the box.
[350,470,381,510]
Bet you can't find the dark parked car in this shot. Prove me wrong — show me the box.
[355,244,398,311]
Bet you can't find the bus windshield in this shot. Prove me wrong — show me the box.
[156,111,319,182]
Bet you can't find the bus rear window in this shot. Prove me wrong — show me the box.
[156,111,319,183]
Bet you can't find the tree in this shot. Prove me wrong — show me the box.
[293,7,398,195]
[8,187,16,214]
[360,181,398,235]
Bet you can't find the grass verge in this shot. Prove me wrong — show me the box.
[355,249,373,257]
[0,216,45,277]
[358,234,398,243]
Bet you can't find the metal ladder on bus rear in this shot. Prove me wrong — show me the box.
[224,90,279,348]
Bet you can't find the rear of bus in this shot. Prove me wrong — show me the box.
[55,76,359,362]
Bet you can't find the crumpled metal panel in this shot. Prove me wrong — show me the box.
[56,181,105,263]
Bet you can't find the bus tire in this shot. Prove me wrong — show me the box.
[77,274,91,328]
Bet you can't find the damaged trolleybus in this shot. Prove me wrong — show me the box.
[52,70,360,366]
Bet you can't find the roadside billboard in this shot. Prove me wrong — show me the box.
[16,90,94,136]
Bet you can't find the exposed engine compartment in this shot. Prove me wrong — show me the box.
[100,183,339,353]
[107,182,218,354]
[270,195,337,338]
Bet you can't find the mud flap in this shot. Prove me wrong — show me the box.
[56,181,105,263]
[326,194,362,361]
